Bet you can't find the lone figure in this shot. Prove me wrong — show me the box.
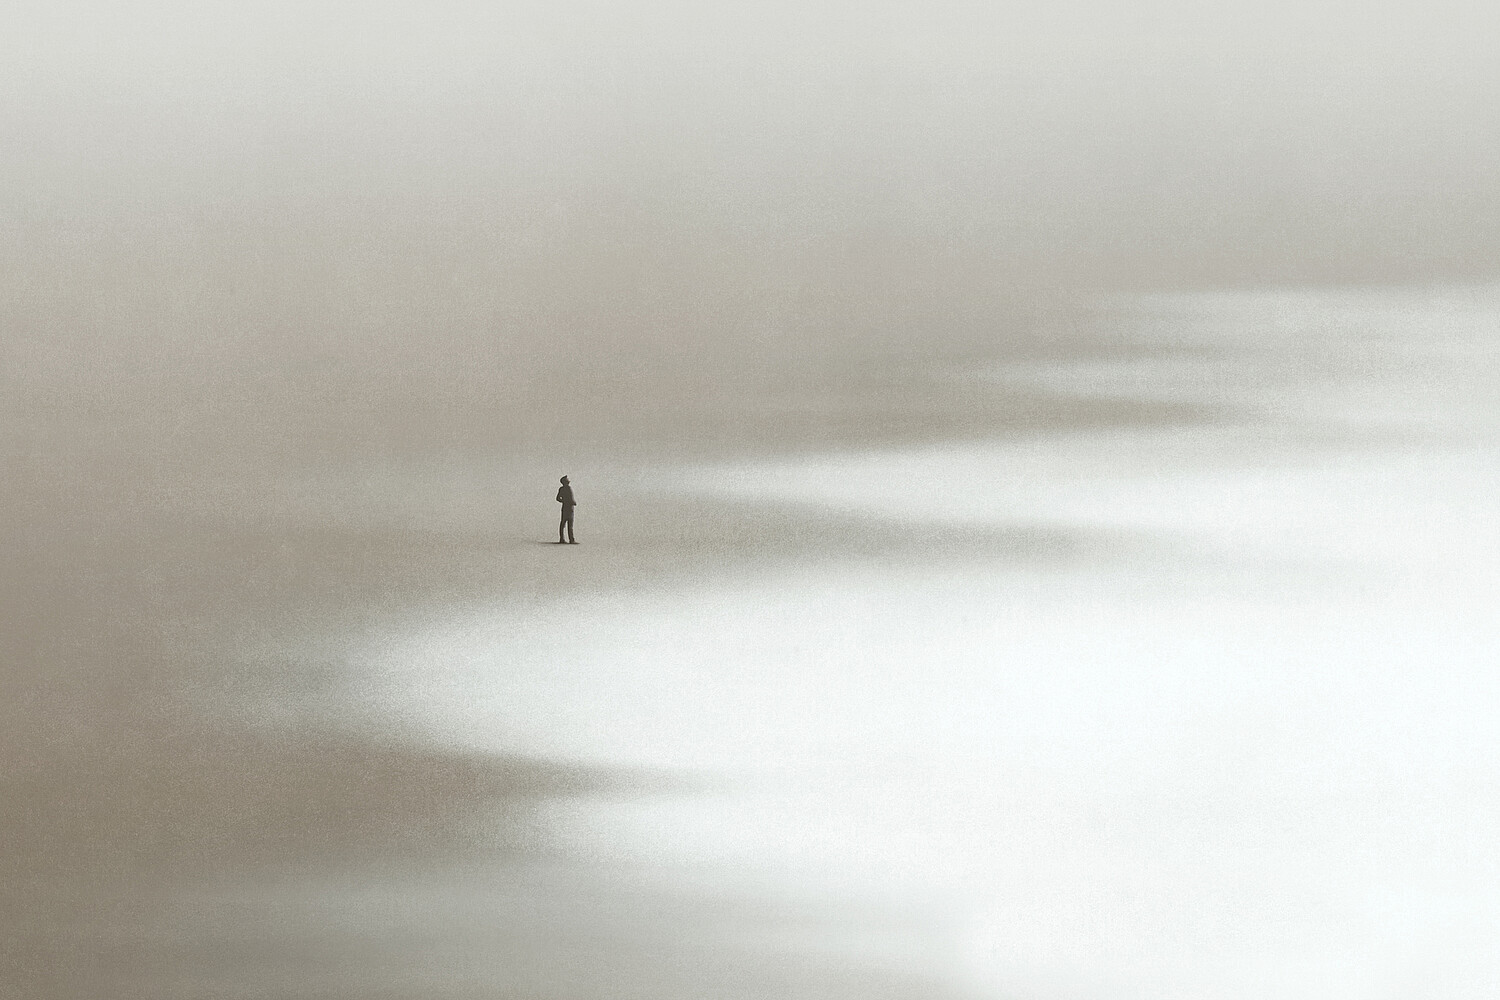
[556,476,577,544]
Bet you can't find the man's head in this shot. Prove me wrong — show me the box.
[560,476,569,484]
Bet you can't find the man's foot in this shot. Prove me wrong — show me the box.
[556,540,567,544]
[568,540,578,544]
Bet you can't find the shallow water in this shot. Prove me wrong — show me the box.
[6,286,1499,998]
[342,288,1500,996]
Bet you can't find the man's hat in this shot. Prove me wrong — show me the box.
[560,475,569,483]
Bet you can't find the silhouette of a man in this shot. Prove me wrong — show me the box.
[556,476,576,544]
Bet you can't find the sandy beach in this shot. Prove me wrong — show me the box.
[6,4,1500,996]
[7,280,1499,998]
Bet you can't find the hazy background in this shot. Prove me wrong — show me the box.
[6,0,1499,481]
[3,3,1498,998]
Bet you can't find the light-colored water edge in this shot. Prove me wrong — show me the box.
[326,288,1499,997]
[8,286,1497,999]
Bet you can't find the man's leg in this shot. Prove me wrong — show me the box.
[559,511,568,543]
[565,509,576,543]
